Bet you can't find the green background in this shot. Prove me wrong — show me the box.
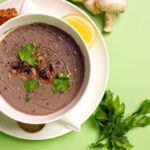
[0,0,150,150]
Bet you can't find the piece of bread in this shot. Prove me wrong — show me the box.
[0,8,18,25]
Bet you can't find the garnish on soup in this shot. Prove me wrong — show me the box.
[52,72,71,93]
[12,43,72,102]
[24,79,40,103]
[18,43,39,67]
[24,79,40,93]
[24,95,30,103]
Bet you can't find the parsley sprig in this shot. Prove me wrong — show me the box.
[52,72,71,93]
[18,43,38,66]
[24,79,40,93]
[24,95,30,103]
[92,90,150,150]
[23,79,40,103]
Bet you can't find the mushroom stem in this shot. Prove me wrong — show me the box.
[104,12,116,32]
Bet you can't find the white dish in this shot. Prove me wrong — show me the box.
[0,0,109,140]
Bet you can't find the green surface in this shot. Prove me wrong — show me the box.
[0,0,5,3]
[0,0,150,150]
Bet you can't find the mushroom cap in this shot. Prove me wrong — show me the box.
[96,0,128,13]
[83,0,102,15]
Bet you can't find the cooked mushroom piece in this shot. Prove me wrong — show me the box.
[39,68,52,82]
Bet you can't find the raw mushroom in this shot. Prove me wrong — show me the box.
[71,0,101,14]
[83,0,102,15]
[96,0,127,13]
[70,0,128,32]
[96,0,128,32]
[104,12,117,32]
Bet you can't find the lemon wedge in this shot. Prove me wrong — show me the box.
[62,14,96,48]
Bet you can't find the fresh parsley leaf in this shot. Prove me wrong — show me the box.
[112,136,134,150]
[52,72,71,93]
[133,99,150,115]
[18,43,38,66]
[24,95,30,103]
[135,115,150,127]
[91,141,106,148]
[92,90,150,150]
[24,79,39,93]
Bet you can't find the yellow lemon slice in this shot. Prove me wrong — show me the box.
[62,14,96,48]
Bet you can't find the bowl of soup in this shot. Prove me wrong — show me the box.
[0,14,91,124]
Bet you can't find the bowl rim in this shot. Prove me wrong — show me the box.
[0,13,91,124]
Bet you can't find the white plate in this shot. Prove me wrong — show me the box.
[0,0,109,140]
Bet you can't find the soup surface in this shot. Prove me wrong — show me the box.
[0,23,84,115]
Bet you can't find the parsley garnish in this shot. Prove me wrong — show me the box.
[24,79,39,93]
[24,95,30,103]
[52,72,71,93]
[23,79,39,103]
[92,90,150,150]
[18,43,38,66]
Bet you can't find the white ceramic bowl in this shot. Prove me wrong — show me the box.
[0,14,91,124]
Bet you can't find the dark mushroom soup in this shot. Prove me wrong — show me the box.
[0,23,84,115]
